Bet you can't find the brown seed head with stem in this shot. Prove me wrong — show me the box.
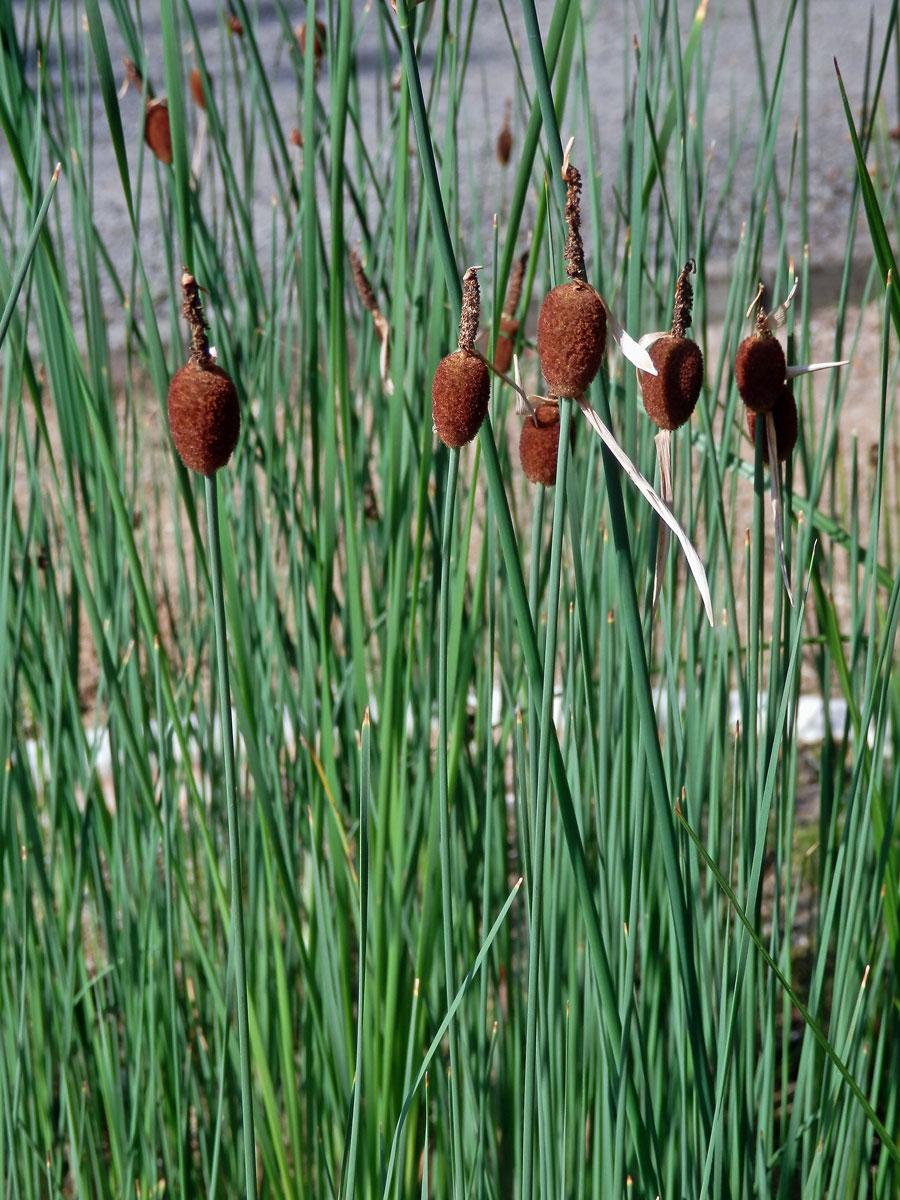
[167,271,240,475]
[123,57,173,164]
[432,266,490,448]
[639,259,704,431]
[735,290,787,412]
[537,142,607,397]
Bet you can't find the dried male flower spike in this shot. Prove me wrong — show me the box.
[432,266,490,448]
[639,260,704,431]
[493,247,528,375]
[519,401,575,487]
[350,246,392,393]
[536,149,607,397]
[747,384,798,463]
[167,272,240,475]
[496,100,512,166]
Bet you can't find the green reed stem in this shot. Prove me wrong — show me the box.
[519,2,714,1131]
[438,448,465,1197]
[205,474,258,1200]
[522,396,573,1198]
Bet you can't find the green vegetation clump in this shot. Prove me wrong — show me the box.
[1,1,899,1197]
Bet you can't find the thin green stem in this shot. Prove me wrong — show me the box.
[438,448,465,1197]
[205,474,258,1200]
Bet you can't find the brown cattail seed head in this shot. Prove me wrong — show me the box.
[168,362,240,475]
[144,99,172,163]
[297,19,326,61]
[493,314,519,374]
[639,336,704,431]
[747,385,798,463]
[167,272,240,474]
[735,331,786,412]
[189,67,206,110]
[519,402,574,487]
[537,281,607,397]
[496,102,512,166]
[431,351,489,448]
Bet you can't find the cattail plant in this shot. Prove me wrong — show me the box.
[638,260,703,432]
[189,66,206,110]
[432,266,489,448]
[166,270,257,1198]
[296,18,326,71]
[168,273,241,475]
[737,274,846,599]
[122,57,172,164]
[350,246,392,394]
[496,100,512,166]
[637,259,704,607]
[514,142,712,620]
[493,246,528,375]
[535,152,607,397]
[518,401,574,487]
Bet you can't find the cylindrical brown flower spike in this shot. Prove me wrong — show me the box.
[537,150,607,397]
[432,267,490,448]
[168,272,241,475]
[735,304,786,413]
[639,260,704,431]
[519,401,575,487]
[494,248,528,375]
[747,384,798,463]
[496,100,512,166]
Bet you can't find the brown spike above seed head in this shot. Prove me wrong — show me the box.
[562,141,586,284]
[734,327,786,412]
[519,401,575,487]
[639,336,704,431]
[747,385,798,463]
[167,272,240,475]
[537,280,607,397]
[493,248,528,374]
[670,259,695,339]
[457,265,482,352]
